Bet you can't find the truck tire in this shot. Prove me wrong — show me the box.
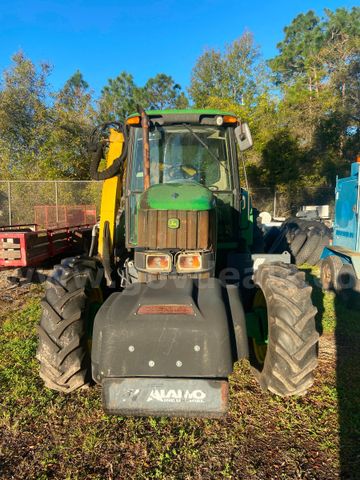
[251,263,318,396]
[306,233,330,266]
[295,232,322,265]
[285,226,298,244]
[36,257,103,393]
[289,230,307,257]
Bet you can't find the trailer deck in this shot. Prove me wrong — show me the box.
[0,224,93,268]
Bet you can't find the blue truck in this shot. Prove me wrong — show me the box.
[320,157,360,299]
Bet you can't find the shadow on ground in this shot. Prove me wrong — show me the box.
[306,268,360,480]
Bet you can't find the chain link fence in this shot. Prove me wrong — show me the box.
[0,180,335,227]
[0,181,103,227]
[250,186,335,218]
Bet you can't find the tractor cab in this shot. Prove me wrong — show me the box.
[124,111,249,268]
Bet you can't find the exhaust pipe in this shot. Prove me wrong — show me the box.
[137,105,151,190]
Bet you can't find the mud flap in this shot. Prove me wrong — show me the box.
[103,378,229,417]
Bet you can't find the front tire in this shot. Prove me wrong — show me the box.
[36,257,103,393]
[251,263,319,396]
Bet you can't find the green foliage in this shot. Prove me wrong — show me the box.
[0,54,96,179]
[189,7,352,203]
[269,8,359,123]
[251,130,304,189]
[98,71,188,121]
[0,52,51,179]
[98,71,141,122]
[189,31,261,108]
[141,73,189,110]
[252,7,359,199]
[40,70,96,179]
[0,6,358,197]
[268,11,323,88]
[0,57,189,179]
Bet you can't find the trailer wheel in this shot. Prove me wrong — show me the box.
[321,256,359,305]
[251,263,318,396]
[36,257,103,393]
[320,255,344,291]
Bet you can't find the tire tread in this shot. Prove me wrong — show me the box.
[36,257,102,393]
[253,262,319,397]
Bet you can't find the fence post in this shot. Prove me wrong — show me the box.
[7,181,12,226]
[55,181,59,224]
[273,189,277,219]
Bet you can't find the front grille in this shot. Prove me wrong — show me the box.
[137,209,214,249]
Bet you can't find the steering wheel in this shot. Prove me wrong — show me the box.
[165,163,198,180]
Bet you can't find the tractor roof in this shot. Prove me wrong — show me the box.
[127,109,237,126]
[128,109,235,117]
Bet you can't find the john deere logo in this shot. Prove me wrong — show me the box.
[168,218,180,229]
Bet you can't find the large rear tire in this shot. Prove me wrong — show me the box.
[36,257,103,393]
[251,263,318,396]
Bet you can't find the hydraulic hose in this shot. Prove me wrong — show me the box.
[89,122,128,181]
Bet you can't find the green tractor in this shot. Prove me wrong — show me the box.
[37,109,318,417]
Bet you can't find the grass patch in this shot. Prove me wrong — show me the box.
[0,270,358,479]
[305,265,360,336]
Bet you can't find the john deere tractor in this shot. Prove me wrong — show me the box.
[37,109,318,417]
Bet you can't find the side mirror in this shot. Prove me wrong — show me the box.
[235,123,253,151]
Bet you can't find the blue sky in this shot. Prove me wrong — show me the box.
[0,0,356,98]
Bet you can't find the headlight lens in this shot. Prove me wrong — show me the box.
[145,253,172,272]
[177,253,202,272]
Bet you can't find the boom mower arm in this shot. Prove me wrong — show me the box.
[89,125,127,285]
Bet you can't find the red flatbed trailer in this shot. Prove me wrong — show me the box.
[0,223,93,268]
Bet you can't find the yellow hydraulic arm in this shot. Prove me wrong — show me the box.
[98,128,125,262]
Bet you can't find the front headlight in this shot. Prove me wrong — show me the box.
[176,252,202,272]
[145,253,172,273]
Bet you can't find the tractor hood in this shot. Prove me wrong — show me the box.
[139,183,216,211]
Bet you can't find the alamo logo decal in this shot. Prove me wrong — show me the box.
[147,388,206,403]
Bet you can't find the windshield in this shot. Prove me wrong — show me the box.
[130,125,232,191]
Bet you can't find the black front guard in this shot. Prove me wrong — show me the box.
[91,277,247,416]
